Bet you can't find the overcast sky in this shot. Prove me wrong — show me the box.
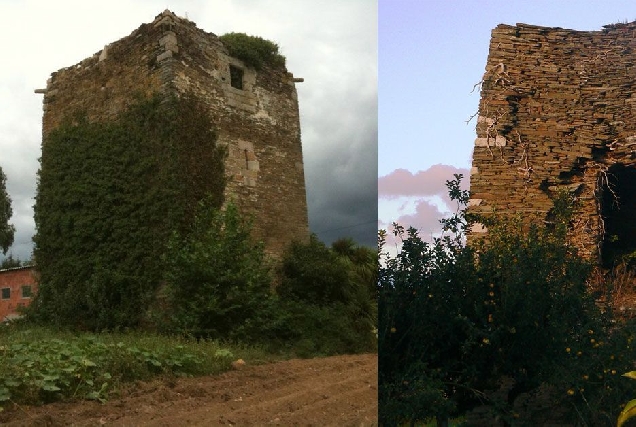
[379,0,636,245]
[0,0,377,262]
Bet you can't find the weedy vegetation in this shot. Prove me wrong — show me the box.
[219,32,286,70]
[0,324,243,410]
[379,174,636,426]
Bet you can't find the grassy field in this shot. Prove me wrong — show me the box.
[0,322,293,410]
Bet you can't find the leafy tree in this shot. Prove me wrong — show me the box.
[0,254,22,269]
[332,237,377,297]
[274,235,377,355]
[0,167,15,255]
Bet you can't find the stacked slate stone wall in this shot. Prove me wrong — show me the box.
[470,21,636,263]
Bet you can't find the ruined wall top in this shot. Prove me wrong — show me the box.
[469,20,636,263]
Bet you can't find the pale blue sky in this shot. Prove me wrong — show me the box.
[379,0,636,234]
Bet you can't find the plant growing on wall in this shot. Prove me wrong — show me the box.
[31,93,226,330]
[219,32,286,70]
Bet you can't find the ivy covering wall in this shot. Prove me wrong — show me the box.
[31,93,226,329]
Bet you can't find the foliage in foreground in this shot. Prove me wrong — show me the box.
[274,235,378,356]
[379,175,636,426]
[0,325,236,410]
[618,371,636,427]
[158,200,273,340]
[158,196,377,356]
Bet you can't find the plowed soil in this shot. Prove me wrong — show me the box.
[1,353,378,426]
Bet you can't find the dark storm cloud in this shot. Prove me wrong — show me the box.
[284,1,377,248]
[305,124,378,247]
[300,77,378,248]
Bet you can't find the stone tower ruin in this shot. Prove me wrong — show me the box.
[469,21,636,266]
[36,10,309,258]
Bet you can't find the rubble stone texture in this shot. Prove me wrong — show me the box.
[470,21,636,263]
[38,10,309,258]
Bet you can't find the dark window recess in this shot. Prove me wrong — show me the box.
[1,288,9,300]
[22,285,32,299]
[230,65,244,89]
[600,164,636,268]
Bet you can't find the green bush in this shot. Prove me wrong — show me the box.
[379,175,636,425]
[160,199,273,340]
[219,32,286,70]
[273,235,377,355]
[278,235,352,304]
[150,198,375,356]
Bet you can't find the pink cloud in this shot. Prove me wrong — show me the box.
[380,199,448,247]
[378,164,471,247]
[396,200,445,234]
[378,164,470,200]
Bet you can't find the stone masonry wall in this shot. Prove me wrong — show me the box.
[470,21,636,262]
[38,10,309,259]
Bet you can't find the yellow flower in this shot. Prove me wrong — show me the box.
[482,338,490,344]
[390,327,396,333]
[583,375,589,380]
[612,370,617,375]
[567,389,575,396]
[566,347,571,353]
[590,338,595,343]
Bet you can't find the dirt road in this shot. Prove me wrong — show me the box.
[2,353,378,426]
